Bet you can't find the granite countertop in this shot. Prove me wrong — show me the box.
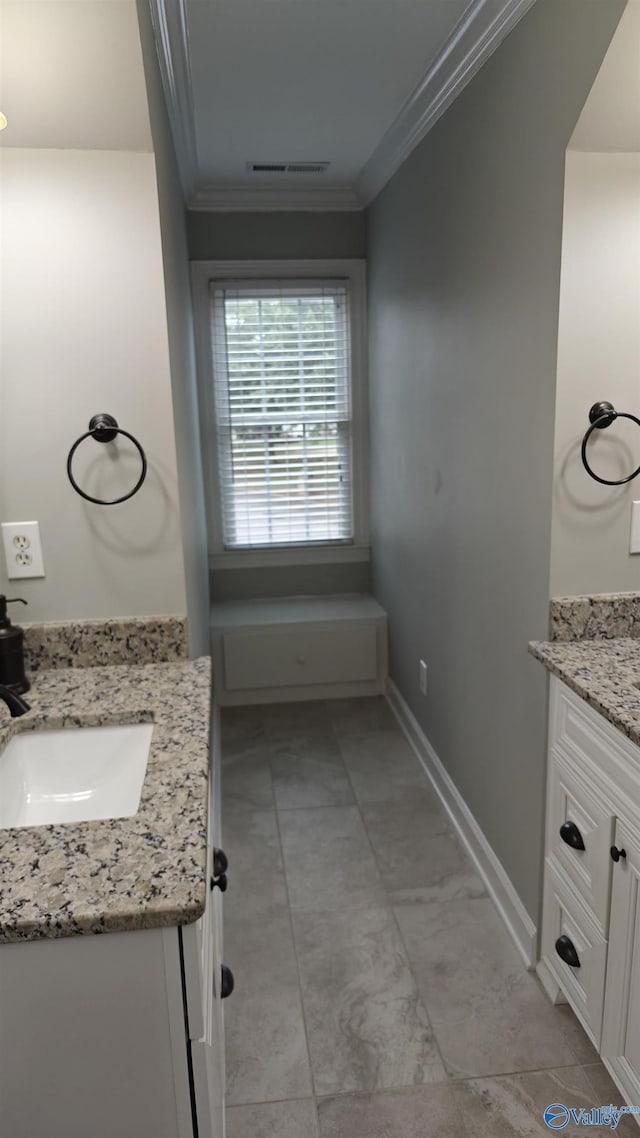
[0,657,211,944]
[529,638,640,749]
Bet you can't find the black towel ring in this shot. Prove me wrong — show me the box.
[67,414,148,505]
[581,401,640,487]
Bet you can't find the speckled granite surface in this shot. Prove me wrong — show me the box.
[22,615,188,673]
[0,656,211,943]
[550,593,640,641]
[529,638,640,748]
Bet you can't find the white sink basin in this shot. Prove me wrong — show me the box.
[0,723,154,830]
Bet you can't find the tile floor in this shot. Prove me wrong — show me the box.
[221,698,635,1137]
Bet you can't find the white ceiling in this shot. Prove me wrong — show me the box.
[0,0,151,151]
[570,0,640,153]
[187,0,470,191]
[156,0,539,208]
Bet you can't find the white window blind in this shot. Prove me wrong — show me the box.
[210,280,354,549]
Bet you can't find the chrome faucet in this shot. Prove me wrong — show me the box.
[0,685,30,717]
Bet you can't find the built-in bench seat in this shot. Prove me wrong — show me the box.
[210,595,388,705]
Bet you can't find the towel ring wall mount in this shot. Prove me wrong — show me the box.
[67,414,148,505]
[580,401,640,487]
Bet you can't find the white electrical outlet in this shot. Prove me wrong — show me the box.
[1,521,45,579]
[419,659,428,696]
[630,502,640,554]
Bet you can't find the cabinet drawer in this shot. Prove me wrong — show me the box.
[550,680,640,803]
[541,861,608,1048]
[223,623,378,692]
[546,749,614,932]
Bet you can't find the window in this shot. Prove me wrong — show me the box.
[193,260,368,565]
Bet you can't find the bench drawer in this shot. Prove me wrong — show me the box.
[223,623,378,691]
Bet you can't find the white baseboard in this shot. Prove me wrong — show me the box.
[386,678,538,970]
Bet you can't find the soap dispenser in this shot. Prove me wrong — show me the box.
[0,596,30,694]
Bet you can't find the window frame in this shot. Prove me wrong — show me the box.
[191,259,369,569]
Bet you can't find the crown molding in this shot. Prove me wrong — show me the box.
[188,186,363,212]
[356,0,538,206]
[147,0,199,201]
[148,0,536,211]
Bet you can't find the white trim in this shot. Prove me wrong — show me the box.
[210,544,370,571]
[356,0,538,205]
[188,187,363,212]
[602,1057,640,1122]
[191,258,369,567]
[148,0,199,200]
[386,677,538,970]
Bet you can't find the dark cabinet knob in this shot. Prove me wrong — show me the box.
[610,846,627,863]
[220,964,235,999]
[559,821,585,852]
[213,848,228,876]
[210,873,228,892]
[555,935,580,968]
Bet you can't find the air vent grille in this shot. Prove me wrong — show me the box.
[247,161,330,175]
[286,162,329,174]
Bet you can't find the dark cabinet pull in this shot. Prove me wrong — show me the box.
[559,821,585,852]
[210,873,228,892]
[213,848,228,876]
[610,846,627,863]
[220,964,235,999]
[555,935,580,968]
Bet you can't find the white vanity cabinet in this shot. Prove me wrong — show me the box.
[540,678,640,1110]
[601,822,640,1104]
[0,710,227,1138]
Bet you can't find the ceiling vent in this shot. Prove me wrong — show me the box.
[247,161,330,175]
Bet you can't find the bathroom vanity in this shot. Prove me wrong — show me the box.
[532,634,640,1116]
[0,655,225,1138]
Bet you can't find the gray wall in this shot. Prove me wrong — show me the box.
[366,0,625,921]
[137,0,210,656]
[212,561,371,603]
[188,207,370,602]
[187,210,366,261]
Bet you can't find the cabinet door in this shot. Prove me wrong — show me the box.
[188,703,226,1138]
[546,748,614,931]
[601,822,640,1107]
[540,861,608,1047]
[210,701,226,1098]
[193,905,225,1138]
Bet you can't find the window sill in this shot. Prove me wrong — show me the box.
[209,545,371,571]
